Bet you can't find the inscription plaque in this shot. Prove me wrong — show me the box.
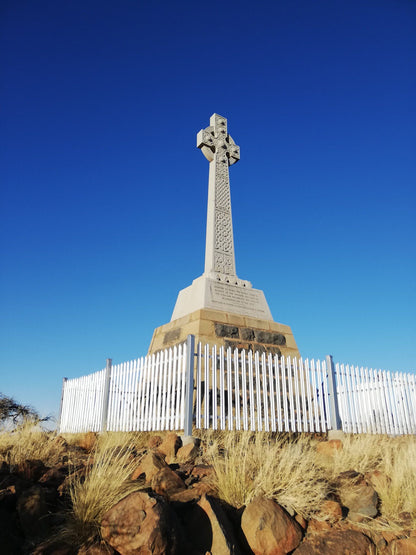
[207,281,271,319]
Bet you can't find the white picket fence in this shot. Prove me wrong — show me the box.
[59,344,187,433]
[58,338,416,435]
[336,363,416,435]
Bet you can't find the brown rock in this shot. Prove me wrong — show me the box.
[307,519,332,534]
[387,537,416,554]
[241,496,303,555]
[38,467,66,488]
[365,470,391,493]
[0,485,17,510]
[192,480,217,497]
[197,494,242,554]
[319,499,343,522]
[17,485,49,539]
[176,442,199,464]
[336,472,379,519]
[101,491,179,555]
[316,440,343,459]
[151,467,187,498]
[169,479,217,503]
[148,435,163,449]
[295,514,308,530]
[17,458,46,481]
[78,431,98,451]
[191,464,215,480]
[131,450,168,482]
[158,432,182,461]
[169,488,203,503]
[293,530,375,554]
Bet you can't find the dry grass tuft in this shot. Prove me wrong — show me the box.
[205,431,328,517]
[0,420,59,467]
[63,433,146,544]
[320,433,387,478]
[376,436,416,527]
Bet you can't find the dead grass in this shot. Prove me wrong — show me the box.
[203,431,329,517]
[319,434,416,529]
[320,434,387,478]
[0,420,60,467]
[63,433,146,544]
[376,436,416,527]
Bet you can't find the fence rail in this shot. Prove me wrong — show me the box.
[58,337,416,435]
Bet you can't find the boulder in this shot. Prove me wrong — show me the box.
[151,467,187,498]
[306,519,332,534]
[195,494,242,554]
[17,459,46,481]
[101,491,179,555]
[169,479,217,503]
[294,514,308,530]
[78,432,98,452]
[293,530,375,554]
[316,440,343,459]
[191,464,215,480]
[0,485,17,511]
[16,484,49,539]
[364,470,391,493]
[38,467,67,489]
[336,471,378,519]
[176,442,199,464]
[148,435,163,449]
[319,499,343,522]
[158,432,182,462]
[131,450,168,482]
[241,496,303,555]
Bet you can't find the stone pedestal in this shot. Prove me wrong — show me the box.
[171,275,273,322]
[148,308,300,358]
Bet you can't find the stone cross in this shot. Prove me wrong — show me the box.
[197,114,241,282]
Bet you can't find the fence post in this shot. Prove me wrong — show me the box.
[101,358,112,432]
[57,377,68,433]
[326,355,342,431]
[183,334,195,438]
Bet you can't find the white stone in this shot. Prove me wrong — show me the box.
[171,114,274,322]
[171,275,273,321]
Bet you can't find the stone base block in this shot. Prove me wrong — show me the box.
[148,308,300,358]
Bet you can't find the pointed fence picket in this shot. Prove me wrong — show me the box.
[58,337,416,436]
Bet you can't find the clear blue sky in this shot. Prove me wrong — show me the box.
[1,0,415,422]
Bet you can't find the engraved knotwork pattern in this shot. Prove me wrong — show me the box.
[215,155,231,211]
[214,253,234,274]
[215,211,233,253]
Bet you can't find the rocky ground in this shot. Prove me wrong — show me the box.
[1,431,415,555]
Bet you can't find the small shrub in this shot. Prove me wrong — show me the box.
[0,393,41,427]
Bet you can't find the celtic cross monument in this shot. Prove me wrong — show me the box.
[198,113,240,280]
[148,114,299,357]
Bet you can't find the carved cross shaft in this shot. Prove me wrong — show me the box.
[197,114,240,281]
